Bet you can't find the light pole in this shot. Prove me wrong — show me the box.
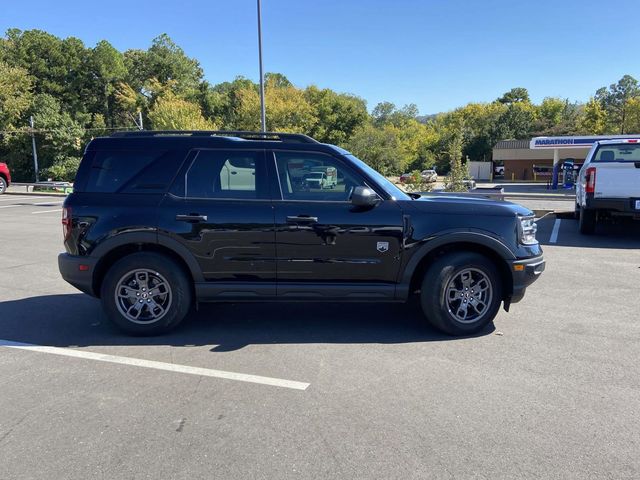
[257,0,266,132]
[29,116,39,182]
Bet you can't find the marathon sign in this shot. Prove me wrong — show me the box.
[530,135,640,149]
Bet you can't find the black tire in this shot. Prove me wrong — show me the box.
[0,177,6,194]
[574,202,580,219]
[420,252,502,336]
[578,208,596,235]
[100,252,192,335]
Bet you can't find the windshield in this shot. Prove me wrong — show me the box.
[345,154,412,201]
[593,144,640,162]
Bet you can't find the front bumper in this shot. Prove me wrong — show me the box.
[508,255,545,305]
[58,253,98,297]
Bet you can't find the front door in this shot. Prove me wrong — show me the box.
[159,148,276,285]
[271,150,404,284]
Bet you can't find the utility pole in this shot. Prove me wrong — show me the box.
[257,0,266,132]
[29,116,39,183]
[138,111,144,130]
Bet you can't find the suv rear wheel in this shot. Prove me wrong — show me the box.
[420,252,502,336]
[101,252,192,335]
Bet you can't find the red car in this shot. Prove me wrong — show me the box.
[0,162,10,194]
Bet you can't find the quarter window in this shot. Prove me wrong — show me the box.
[86,150,175,193]
[274,152,366,201]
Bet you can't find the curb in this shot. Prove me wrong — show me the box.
[4,190,68,198]
[503,193,575,200]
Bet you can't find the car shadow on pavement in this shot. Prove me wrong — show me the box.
[0,294,493,351]
[537,216,640,249]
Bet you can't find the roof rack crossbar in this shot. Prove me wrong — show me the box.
[110,130,319,143]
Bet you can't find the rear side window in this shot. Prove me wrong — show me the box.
[85,150,185,193]
[593,144,640,162]
[183,150,268,199]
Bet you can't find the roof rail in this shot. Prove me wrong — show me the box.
[110,130,319,144]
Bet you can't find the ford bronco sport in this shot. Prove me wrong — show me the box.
[59,130,544,336]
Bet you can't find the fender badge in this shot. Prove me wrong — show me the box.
[377,241,389,253]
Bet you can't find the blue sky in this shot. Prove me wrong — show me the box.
[2,0,638,114]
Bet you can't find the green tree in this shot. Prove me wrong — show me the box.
[579,98,608,134]
[444,132,468,192]
[304,86,368,145]
[595,74,640,133]
[148,92,215,130]
[498,87,530,104]
[0,61,33,129]
[233,76,316,132]
[623,97,640,134]
[200,76,257,128]
[87,40,127,126]
[3,93,84,181]
[347,124,403,175]
[145,34,203,96]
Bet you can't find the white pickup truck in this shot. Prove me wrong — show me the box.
[575,138,640,234]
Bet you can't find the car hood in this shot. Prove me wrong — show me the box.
[401,193,534,217]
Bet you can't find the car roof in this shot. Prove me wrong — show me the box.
[87,130,347,155]
[595,138,640,146]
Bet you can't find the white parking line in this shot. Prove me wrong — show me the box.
[31,208,63,215]
[550,219,561,243]
[0,196,49,202]
[31,201,64,206]
[0,339,310,391]
[0,199,63,209]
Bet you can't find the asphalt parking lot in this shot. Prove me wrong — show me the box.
[1,194,639,479]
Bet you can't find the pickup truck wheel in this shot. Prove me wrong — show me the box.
[420,252,502,336]
[0,177,6,194]
[101,252,192,336]
[578,208,596,234]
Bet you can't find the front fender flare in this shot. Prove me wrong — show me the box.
[397,231,515,298]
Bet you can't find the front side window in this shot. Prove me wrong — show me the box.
[274,151,367,201]
[185,150,268,199]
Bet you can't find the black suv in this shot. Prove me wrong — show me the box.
[59,130,545,336]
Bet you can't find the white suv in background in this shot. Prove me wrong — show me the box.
[575,139,640,234]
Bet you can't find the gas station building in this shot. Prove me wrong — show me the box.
[492,135,640,181]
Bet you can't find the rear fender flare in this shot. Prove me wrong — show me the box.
[90,231,204,283]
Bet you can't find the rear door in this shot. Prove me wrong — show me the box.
[270,150,404,285]
[158,148,276,287]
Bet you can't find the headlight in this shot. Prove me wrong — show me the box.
[518,216,538,245]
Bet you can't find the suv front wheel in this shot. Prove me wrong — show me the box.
[420,252,502,336]
[101,252,192,335]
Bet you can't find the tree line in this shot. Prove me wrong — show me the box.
[1,28,639,182]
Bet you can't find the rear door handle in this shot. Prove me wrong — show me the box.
[176,214,208,222]
[286,215,318,224]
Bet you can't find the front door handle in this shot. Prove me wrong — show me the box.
[176,214,208,223]
[286,215,318,224]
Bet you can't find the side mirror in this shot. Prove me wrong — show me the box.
[351,186,381,207]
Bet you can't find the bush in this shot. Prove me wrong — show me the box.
[41,156,80,182]
[402,170,433,193]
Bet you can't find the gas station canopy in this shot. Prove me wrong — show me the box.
[530,135,640,150]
